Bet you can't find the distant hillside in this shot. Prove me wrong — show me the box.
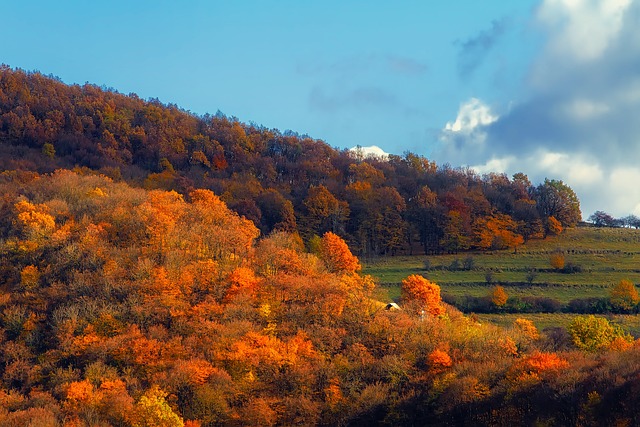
[0,66,580,256]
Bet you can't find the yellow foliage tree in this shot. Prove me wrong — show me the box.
[568,315,633,352]
[133,386,184,427]
[610,279,640,311]
[549,252,565,270]
[513,318,540,341]
[20,265,40,290]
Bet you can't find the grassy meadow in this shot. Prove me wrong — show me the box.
[364,226,640,328]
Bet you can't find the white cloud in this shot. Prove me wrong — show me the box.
[444,98,497,134]
[471,156,515,174]
[536,0,631,62]
[596,167,640,216]
[433,1,640,218]
[560,98,610,120]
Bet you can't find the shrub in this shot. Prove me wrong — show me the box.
[462,256,475,271]
[566,298,611,314]
[562,262,582,274]
[549,252,565,270]
[567,315,633,352]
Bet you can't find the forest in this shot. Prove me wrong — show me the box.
[0,66,582,258]
[1,67,640,426]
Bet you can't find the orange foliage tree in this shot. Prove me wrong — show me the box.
[318,232,361,273]
[473,213,524,251]
[490,285,508,307]
[224,267,260,302]
[401,274,445,316]
[549,251,565,270]
[547,216,563,235]
[428,348,453,373]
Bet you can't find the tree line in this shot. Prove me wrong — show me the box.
[588,210,640,228]
[0,66,582,256]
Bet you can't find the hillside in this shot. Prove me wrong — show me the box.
[365,226,640,315]
[2,67,640,425]
[0,170,639,425]
[0,66,580,258]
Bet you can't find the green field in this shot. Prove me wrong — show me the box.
[364,226,640,312]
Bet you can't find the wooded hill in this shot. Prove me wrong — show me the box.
[0,66,581,257]
[0,169,638,426]
[5,66,640,426]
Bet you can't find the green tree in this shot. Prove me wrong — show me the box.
[532,179,581,227]
[567,315,632,352]
[42,142,55,158]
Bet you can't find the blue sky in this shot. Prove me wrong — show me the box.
[4,1,640,217]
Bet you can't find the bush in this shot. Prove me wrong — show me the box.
[462,256,475,271]
[519,297,562,313]
[568,315,633,352]
[449,258,461,271]
[549,252,565,270]
[566,298,611,314]
[562,262,582,274]
[485,271,494,284]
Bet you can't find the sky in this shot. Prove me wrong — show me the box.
[3,0,639,218]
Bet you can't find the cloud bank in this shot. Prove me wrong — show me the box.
[437,0,640,218]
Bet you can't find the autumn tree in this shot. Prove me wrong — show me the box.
[490,285,508,307]
[401,274,444,316]
[134,386,184,427]
[428,348,453,374]
[300,185,349,238]
[318,232,360,273]
[546,216,563,235]
[567,315,633,352]
[20,265,40,290]
[513,318,540,342]
[610,279,639,312]
[473,213,524,251]
[440,210,470,253]
[549,251,565,270]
